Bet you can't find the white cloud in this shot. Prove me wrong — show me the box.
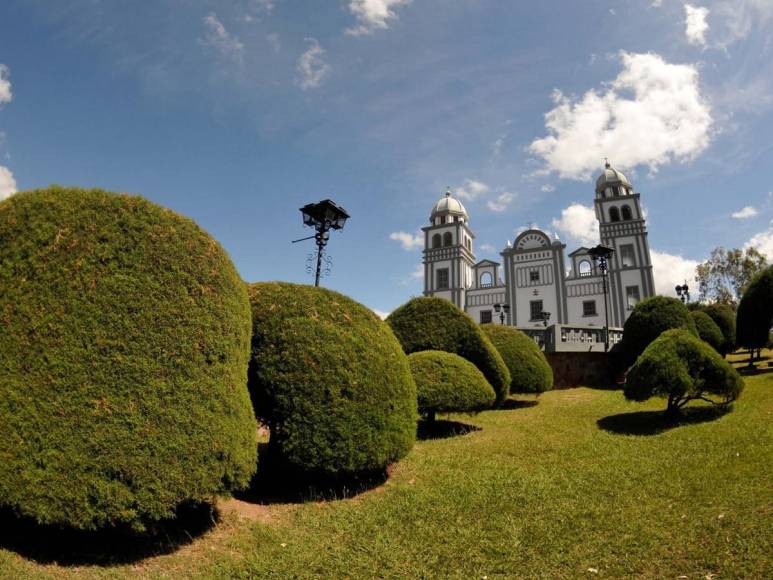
[0,65,11,105]
[541,184,555,193]
[267,32,281,53]
[529,52,713,181]
[714,0,773,45]
[201,13,244,62]
[650,249,699,297]
[454,179,489,201]
[372,308,390,320]
[731,205,758,219]
[389,230,423,250]
[486,191,515,213]
[551,203,599,247]
[296,38,330,90]
[745,221,773,259]
[685,4,710,47]
[410,263,423,278]
[346,0,412,36]
[0,165,17,201]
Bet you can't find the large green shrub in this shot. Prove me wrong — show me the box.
[690,311,724,354]
[625,329,744,417]
[702,303,736,356]
[248,282,416,476]
[619,296,698,367]
[386,297,511,405]
[736,266,773,352]
[481,324,553,394]
[407,351,496,421]
[0,187,257,531]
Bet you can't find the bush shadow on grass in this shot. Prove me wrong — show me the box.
[597,405,732,436]
[417,419,482,440]
[234,443,389,506]
[497,398,539,410]
[0,501,217,567]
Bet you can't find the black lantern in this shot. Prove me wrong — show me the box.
[675,282,690,303]
[294,199,350,287]
[493,303,510,325]
[540,311,551,327]
[588,244,615,352]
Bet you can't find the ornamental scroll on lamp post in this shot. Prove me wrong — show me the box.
[292,199,350,287]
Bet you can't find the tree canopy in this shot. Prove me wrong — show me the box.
[696,247,768,305]
[736,266,773,352]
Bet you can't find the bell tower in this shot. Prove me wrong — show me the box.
[422,189,476,310]
[594,161,655,326]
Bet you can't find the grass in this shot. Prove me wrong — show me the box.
[1,372,771,578]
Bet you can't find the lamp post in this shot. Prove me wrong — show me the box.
[588,244,615,352]
[493,303,510,325]
[540,311,551,327]
[675,282,690,304]
[293,199,350,287]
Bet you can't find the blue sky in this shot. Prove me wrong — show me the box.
[1,0,772,315]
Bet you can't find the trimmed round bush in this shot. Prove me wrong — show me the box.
[386,297,511,406]
[690,311,724,354]
[619,296,698,367]
[702,303,736,356]
[625,328,743,417]
[407,351,496,420]
[481,324,553,394]
[0,187,257,531]
[248,282,417,476]
[736,266,773,352]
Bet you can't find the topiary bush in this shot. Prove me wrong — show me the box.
[386,297,511,406]
[736,266,773,355]
[481,324,553,394]
[625,329,744,417]
[690,310,724,354]
[619,296,698,367]
[0,187,257,531]
[702,303,736,357]
[247,282,417,476]
[407,351,496,421]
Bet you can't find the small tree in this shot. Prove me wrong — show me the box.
[736,266,773,364]
[619,296,698,367]
[702,303,736,357]
[696,246,768,305]
[408,351,496,422]
[481,324,553,394]
[690,311,724,354]
[625,329,744,418]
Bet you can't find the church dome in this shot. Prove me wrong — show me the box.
[595,161,633,197]
[430,189,468,221]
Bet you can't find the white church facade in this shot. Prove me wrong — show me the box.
[422,163,655,346]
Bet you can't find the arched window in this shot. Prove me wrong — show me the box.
[609,207,621,222]
[621,206,633,221]
[578,260,592,277]
[443,232,453,246]
[480,272,493,287]
[432,234,441,248]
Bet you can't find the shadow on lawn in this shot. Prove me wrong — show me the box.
[497,398,539,410]
[597,405,732,436]
[0,501,217,567]
[417,419,482,440]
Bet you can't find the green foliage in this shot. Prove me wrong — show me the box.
[696,246,768,305]
[702,303,737,356]
[625,329,744,415]
[407,351,496,418]
[247,282,417,475]
[619,296,698,367]
[736,266,773,351]
[386,297,511,405]
[0,187,257,531]
[480,324,553,394]
[690,311,724,354]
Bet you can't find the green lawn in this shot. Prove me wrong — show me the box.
[2,373,771,578]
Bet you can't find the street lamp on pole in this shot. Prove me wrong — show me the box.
[493,303,510,325]
[540,311,551,327]
[675,282,690,304]
[293,199,350,287]
[588,244,615,352]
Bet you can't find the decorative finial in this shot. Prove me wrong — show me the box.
[445,186,452,197]
[604,157,611,169]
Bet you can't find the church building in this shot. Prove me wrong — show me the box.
[422,163,655,333]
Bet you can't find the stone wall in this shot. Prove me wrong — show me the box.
[546,352,620,389]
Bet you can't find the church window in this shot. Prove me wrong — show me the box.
[443,232,453,246]
[440,216,446,224]
[621,206,633,220]
[480,272,493,287]
[437,268,450,289]
[530,269,540,283]
[432,234,441,248]
[609,207,621,222]
[621,244,635,267]
[626,286,640,310]
[583,300,597,316]
[454,216,459,222]
[480,310,492,324]
[578,260,592,277]
[530,300,543,321]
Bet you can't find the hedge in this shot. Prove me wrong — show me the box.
[702,303,736,356]
[736,266,773,351]
[481,324,553,394]
[0,187,257,531]
[386,297,511,406]
[247,282,417,476]
[407,351,496,420]
[690,310,725,354]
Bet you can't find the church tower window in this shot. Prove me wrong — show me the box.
[443,232,453,246]
[622,206,633,220]
[437,268,449,289]
[432,234,441,248]
[609,207,621,222]
[621,244,635,267]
